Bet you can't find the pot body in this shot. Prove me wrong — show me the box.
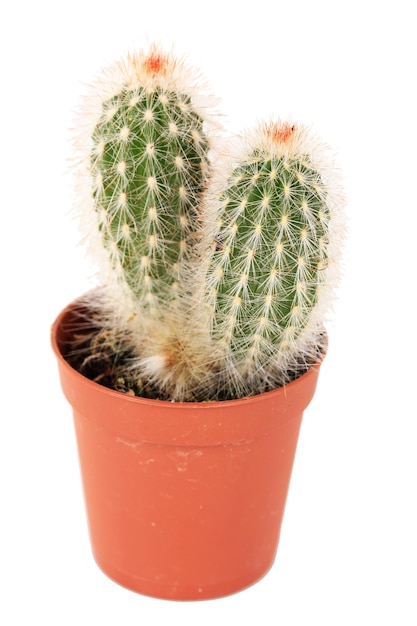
[51,299,324,600]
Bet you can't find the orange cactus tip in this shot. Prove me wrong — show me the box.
[267,122,296,144]
[143,52,168,76]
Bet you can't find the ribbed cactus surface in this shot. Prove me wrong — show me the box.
[206,122,334,394]
[89,52,211,320]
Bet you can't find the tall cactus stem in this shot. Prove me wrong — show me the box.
[73,46,221,396]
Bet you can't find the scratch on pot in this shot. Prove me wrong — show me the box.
[116,437,156,464]
[169,448,204,472]
[116,437,143,449]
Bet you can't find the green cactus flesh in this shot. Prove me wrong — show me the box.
[209,150,330,382]
[91,86,210,313]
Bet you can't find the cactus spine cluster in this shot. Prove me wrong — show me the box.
[75,45,344,402]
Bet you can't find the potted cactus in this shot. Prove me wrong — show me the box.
[51,45,345,601]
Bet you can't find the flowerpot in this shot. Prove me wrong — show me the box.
[51,296,325,601]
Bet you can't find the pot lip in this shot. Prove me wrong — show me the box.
[52,296,327,445]
[51,295,328,410]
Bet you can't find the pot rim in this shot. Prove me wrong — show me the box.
[51,295,326,445]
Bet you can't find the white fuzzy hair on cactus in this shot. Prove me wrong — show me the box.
[68,44,346,402]
[71,44,223,385]
[202,120,346,397]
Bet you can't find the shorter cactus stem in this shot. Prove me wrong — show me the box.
[206,121,343,395]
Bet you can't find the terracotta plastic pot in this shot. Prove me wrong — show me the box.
[51,297,325,601]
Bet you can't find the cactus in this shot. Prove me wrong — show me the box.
[72,46,345,402]
[204,121,344,397]
[77,45,216,334]
[73,46,222,399]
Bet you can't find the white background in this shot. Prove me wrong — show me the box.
[1,0,416,623]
